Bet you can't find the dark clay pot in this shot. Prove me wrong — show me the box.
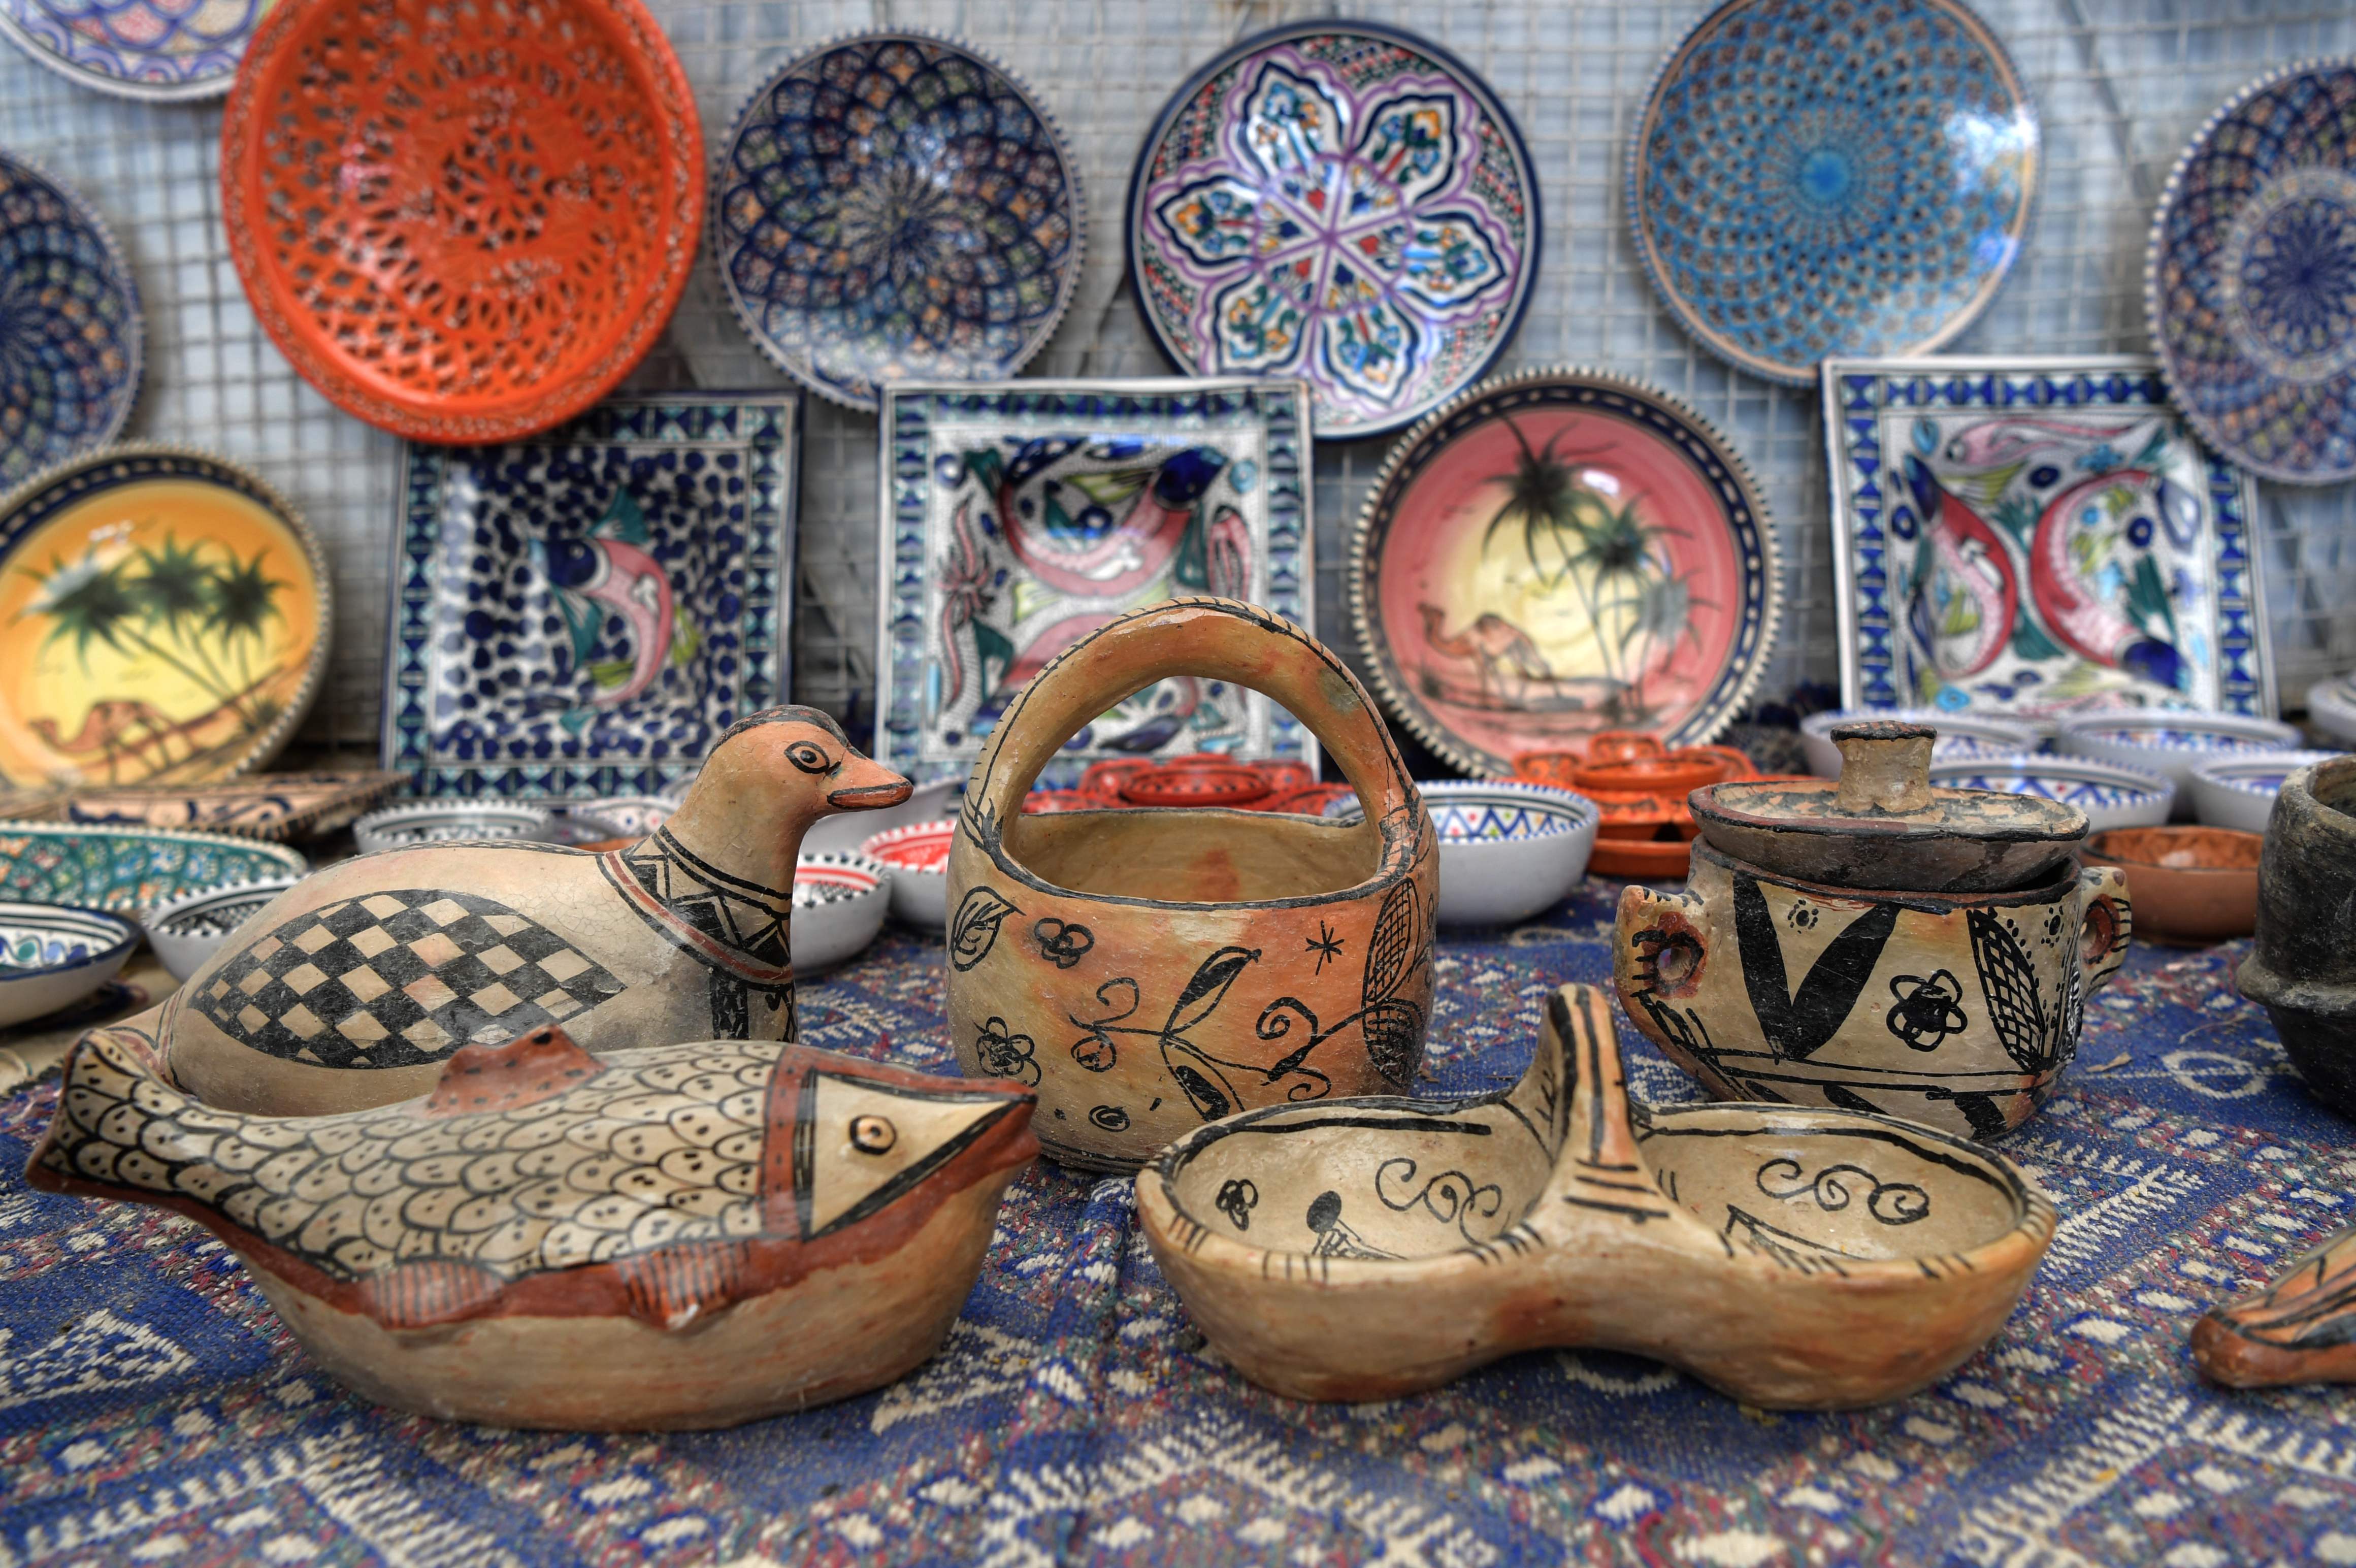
[2238,756,2356,1118]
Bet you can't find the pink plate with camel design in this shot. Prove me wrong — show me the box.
[1347,367,1782,777]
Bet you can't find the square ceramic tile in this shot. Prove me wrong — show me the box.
[876,378,1314,787]
[1823,355,2273,720]
[384,393,799,797]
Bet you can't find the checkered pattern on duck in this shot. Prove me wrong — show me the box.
[191,890,622,1069]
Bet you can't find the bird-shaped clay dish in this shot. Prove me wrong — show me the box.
[1138,984,2056,1409]
[2191,1221,2356,1387]
[27,1019,1037,1428]
[147,706,910,1115]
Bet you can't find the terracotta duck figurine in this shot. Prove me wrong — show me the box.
[159,706,910,1116]
[27,1019,1036,1428]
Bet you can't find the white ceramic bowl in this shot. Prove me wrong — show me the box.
[353,801,557,855]
[862,821,954,931]
[1925,754,2175,834]
[0,901,139,1028]
[2055,713,2304,814]
[792,853,892,975]
[804,777,958,857]
[2307,678,2356,745]
[141,877,303,982]
[1418,781,1600,927]
[1800,709,2040,777]
[2189,750,2348,835]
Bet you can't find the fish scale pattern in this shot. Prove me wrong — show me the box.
[0,880,2353,1564]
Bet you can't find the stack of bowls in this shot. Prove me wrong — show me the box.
[2055,713,2303,818]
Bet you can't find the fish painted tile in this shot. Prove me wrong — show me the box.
[876,379,1313,788]
[1823,355,2273,721]
[385,393,800,797]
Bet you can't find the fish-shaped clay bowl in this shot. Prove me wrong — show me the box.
[28,1022,1037,1428]
[0,901,139,1028]
[141,876,304,982]
[1138,984,2055,1409]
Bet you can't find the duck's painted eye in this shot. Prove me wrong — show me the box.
[786,741,831,775]
[849,1115,896,1154]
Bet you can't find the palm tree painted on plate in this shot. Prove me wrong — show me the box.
[1465,416,1706,724]
[13,530,292,780]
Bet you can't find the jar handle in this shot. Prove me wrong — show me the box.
[2077,864,2133,996]
[962,597,1420,833]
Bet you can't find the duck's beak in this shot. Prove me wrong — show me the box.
[828,758,914,811]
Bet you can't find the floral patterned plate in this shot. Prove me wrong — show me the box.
[2147,58,2356,485]
[0,0,266,101]
[714,32,1084,411]
[0,445,330,788]
[0,153,141,487]
[1127,19,1540,437]
[0,822,304,915]
[1347,367,1781,777]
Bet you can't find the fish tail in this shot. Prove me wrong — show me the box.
[25,1023,201,1197]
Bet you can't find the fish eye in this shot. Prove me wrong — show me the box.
[849,1115,896,1154]
[786,741,832,775]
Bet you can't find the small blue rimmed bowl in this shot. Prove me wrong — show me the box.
[1926,753,2175,834]
[2190,750,2348,836]
[792,852,893,976]
[141,876,301,983]
[1800,709,2040,778]
[2056,713,2303,814]
[1330,780,1599,927]
[352,801,558,856]
[0,901,139,1028]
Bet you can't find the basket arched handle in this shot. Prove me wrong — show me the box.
[964,598,1420,833]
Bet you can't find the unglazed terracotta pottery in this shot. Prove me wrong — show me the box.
[0,446,330,788]
[2239,756,2356,1117]
[0,899,137,1027]
[1799,709,2039,777]
[2148,60,2356,486]
[143,706,910,1117]
[32,772,406,841]
[946,598,1437,1173]
[2193,1222,2356,1387]
[2082,827,2258,945]
[863,822,953,931]
[1350,368,1780,775]
[351,802,555,857]
[1926,754,2175,834]
[1327,781,1600,928]
[791,854,892,976]
[141,875,302,982]
[0,155,140,487]
[2055,711,2302,811]
[1139,984,2055,1407]
[28,1019,1035,1427]
[1616,839,2131,1139]
[1693,722,2086,894]
[1822,355,2274,719]
[220,0,703,442]
[2187,750,2345,835]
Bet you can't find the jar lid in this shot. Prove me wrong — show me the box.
[1688,722,2086,892]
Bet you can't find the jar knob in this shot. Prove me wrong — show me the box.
[1830,721,1937,815]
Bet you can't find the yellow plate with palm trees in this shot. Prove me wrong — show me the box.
[0,445,330,788]
[1346,367,1782,777]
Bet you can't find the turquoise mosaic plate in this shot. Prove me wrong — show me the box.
[0,822,305,915]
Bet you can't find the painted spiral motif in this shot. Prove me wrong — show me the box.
[715,34,1083,410]
[1630,0,2038,384]
[0,155,140,487]
[2149,60,2356,485]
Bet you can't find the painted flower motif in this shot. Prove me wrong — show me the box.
[971,1016,1039,1086]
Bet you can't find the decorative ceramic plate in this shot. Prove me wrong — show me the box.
[219,0,702,443]
[2147,58,2356,485]
[1629,0,2038,385]
[0,0,265,100]
[0,898,137,1028]
[1347,366,1781,777]
[386,393,798,798]
[1823,355,2273,721]
[0,154,141,487]
[22,770,403,840]
[877,379,1314,787]
[0,821,304,914]
[1127,19,1540,437]
[0,445,330,789]
[715,32,1083,412]
[351,801,552,856]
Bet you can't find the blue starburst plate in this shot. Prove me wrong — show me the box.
[713,32,1085,412]
[2148,57,2356,486]
[1629,0,2038,385]
[0,153,140,488]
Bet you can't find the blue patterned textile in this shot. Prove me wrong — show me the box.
[0,877,2350,1564]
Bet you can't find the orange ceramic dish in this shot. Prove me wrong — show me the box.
[2085,826,2261,945]
[219,0,703,443]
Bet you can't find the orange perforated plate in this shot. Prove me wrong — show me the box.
[219,0,703,444]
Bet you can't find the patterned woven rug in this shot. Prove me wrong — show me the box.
[1,879,2350,1567]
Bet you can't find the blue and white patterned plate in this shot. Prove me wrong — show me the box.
[2147,58,2356,486]
[713,32,1084,412]
[0,821,303,915]
[0,153,141,487]
[0,897,136,1028]
[1926,753,2174,834]
[0,0,265,101]
[2188,748,2346,835]
[1334,779,1599,927]
[1629,0,2038,384]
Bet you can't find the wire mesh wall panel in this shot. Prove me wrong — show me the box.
[3,0,2351,758]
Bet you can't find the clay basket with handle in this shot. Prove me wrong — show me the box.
[945,597,1439,1173]
[1137,983,2057,1409]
